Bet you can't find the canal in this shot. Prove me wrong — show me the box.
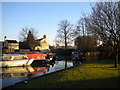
[0,60,80,89]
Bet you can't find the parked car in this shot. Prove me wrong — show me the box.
[71,51,85,62]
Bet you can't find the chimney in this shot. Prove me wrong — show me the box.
[4,36,7,41]
[43,35,46,39]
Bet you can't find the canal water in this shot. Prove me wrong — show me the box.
[0,60,78,89]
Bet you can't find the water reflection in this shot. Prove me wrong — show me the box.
[1,60,77,89]
[1,67,34,79]
[0,55,2,61]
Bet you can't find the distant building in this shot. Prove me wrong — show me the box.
[3,36,19,50]
[56,45,75,49]
[34,35,50,51]
[19,42,30,52]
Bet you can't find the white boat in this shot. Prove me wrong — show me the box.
[0,54,34,67]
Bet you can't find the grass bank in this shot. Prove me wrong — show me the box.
[6,60,120,88]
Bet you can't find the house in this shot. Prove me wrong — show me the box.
[4,40,19,50]
[3,36,19,50]
[34,35,50,51]
[19,42,30,52]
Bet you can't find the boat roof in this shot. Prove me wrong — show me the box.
[3,54,26,56]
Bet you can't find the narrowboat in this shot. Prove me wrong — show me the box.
[0,54,34,67]
[27,53,47,60]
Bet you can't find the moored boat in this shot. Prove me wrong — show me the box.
[27,53,46,60]
[0,54,34,67]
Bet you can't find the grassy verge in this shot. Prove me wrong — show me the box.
[6,60,120,88]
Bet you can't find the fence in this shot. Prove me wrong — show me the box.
[85,51,108,60]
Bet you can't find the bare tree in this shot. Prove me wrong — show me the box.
[76,18,88,36]
[85,2,120,67]
[56,20,74,49]
[18,27,38,42]
[74,17,98,51]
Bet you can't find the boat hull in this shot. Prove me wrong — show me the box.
[27,54,46,60]
[0,59,34,67]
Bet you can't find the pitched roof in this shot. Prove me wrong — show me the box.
[6,40,18,43]
[36,38,43,41]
